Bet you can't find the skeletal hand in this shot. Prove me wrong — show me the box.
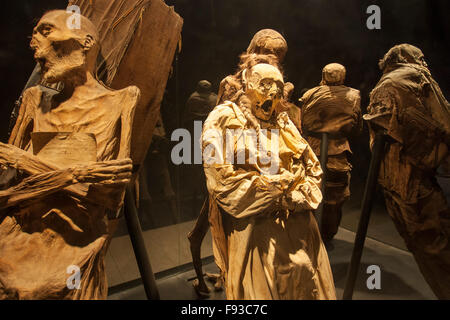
[72,158,133,185]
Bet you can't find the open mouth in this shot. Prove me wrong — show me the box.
[261,100,273,113]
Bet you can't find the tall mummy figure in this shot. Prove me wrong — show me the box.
[0,10,139,299]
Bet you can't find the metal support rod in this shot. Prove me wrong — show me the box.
[124,185,160,300]
[342,133,387,300]
[316,132,329,231]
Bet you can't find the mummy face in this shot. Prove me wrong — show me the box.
[244,63,284,121]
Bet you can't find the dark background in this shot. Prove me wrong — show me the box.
[0,0,448,229]
[1,0,448,143]
[1,0,448,137]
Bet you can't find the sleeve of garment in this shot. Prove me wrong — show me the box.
[365,81,402,145]
[202,105,291,219]
[298,88,315,114]
[278,117,323,212]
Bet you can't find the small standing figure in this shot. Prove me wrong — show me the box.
[300,63,362,243]
[364,44,450,299]
[183,80,218,216]
[0,11,138,299]
[202,62,336,300]
[184,80,218,126]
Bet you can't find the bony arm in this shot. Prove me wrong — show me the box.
[0,158,132,210]
[0,142,131,209]
[0,167,74,209]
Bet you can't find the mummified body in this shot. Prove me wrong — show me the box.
[0,11,139,299]
[300,63,361,242]
[364,44,450,299]
[202,63,336,299]
[188,29,302,296]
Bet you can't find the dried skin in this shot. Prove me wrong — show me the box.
[0,10,139,300]
[365,44,450,299]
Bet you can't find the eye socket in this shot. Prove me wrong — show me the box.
[259,79,283,95]
[42,27,52,36]
[37,24,54,37]
[259,79,275,91]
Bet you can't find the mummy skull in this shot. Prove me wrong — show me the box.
[243,63,284,121]
[30,10,99,83]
